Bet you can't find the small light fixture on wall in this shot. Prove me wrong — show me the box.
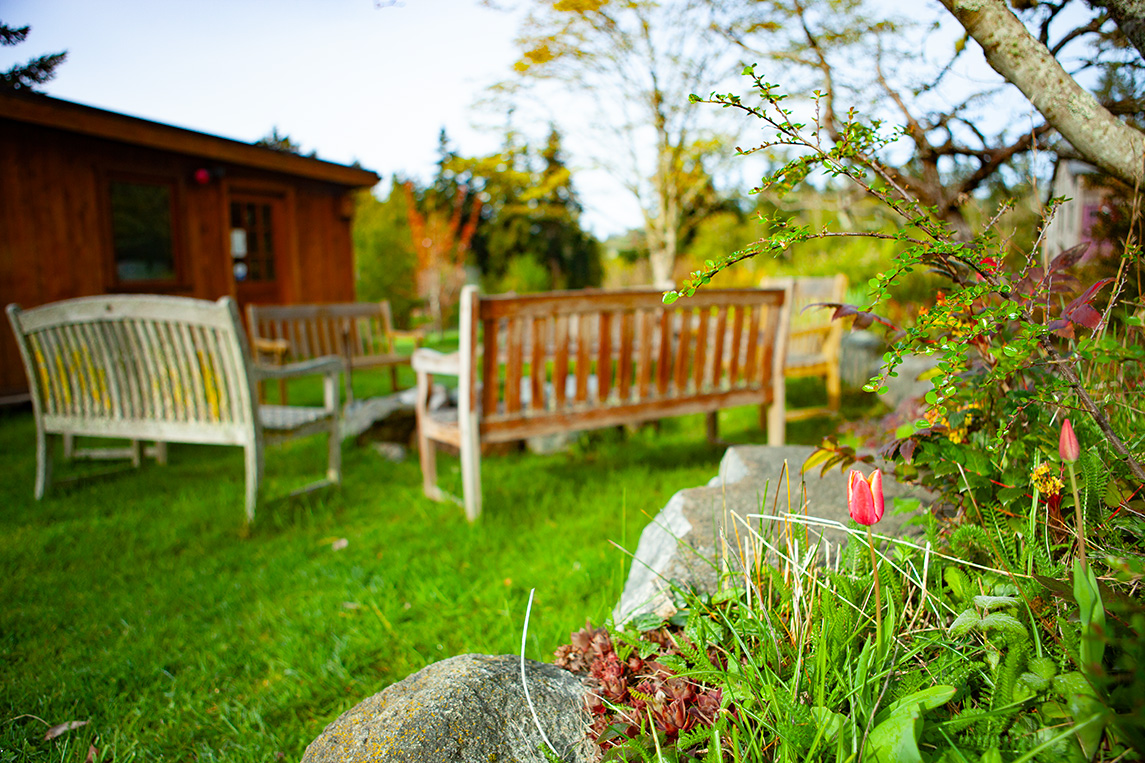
[192,166,226,185]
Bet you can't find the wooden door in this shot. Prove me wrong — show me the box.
[229,193,285,307]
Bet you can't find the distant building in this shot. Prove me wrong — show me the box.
[1042,160,1117,264]
[1,90,379,401]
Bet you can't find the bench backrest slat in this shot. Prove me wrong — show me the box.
[552,316,569,409]
[530,317,545,413]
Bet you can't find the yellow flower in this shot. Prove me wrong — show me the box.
[1031,463,1063,497]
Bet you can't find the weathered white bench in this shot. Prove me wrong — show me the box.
[413,284,791,520]
[246,301,421,404]
[6,295,342,523]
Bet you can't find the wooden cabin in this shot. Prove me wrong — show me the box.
[0,90,380,401]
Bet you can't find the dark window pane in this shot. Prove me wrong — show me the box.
[111,181,175,282]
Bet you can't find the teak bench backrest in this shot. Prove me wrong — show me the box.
[467,286,789,441]
[415,284,790,520]
[7,295,342,522]
[246,301,413,403]
[12,295,260,444]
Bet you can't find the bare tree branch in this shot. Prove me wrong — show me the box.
[1091,0,1145,61]
[940,0,1145,187]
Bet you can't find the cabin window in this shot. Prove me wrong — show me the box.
[109,180,176,282]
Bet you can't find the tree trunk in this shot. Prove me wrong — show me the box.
[939,0,1145,187]
[645,141,684,289]
[647,232,678,289]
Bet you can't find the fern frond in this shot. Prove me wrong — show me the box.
[677,722,718,752]
[950,524,994,561]
[992,639,1030,711]
[1081,449,1108,523]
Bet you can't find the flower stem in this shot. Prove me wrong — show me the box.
[1067,462,1087,572]
[867,525,882,643]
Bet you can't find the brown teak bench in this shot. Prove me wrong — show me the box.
[247,301,421,404]
[413,284,791,520]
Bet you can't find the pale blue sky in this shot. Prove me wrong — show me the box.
[1,0,646,235]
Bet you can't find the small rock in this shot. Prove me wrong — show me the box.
[301,654,595,763]
[371,442,407,462]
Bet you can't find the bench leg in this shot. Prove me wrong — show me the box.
[418,434,440,501]
[459,410,482,522]
[705,411,720,444]
[826,367,841,412]
[244,442,264,524]
[327,420,342,485]
[34,429,54,500]
[766,403,786,445]
[324,371,342,484]
[63,433,75,461]
[416,372,442,501]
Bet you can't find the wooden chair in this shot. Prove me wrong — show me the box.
[7,295,342,523]
[765,275,848,420]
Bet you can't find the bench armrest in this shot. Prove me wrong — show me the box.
[252,337,291,364]
[390,328,426,347]
[253,355,344,381]
[412,348,460,377]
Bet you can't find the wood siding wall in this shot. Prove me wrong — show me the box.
[1,120,362,398]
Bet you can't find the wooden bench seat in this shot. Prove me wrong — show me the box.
[6,295,342,523]
[413,285,791,520]
[247,301,421,404]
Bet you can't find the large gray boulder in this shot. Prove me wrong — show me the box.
[301,653,596,763]
[614,445,932,624]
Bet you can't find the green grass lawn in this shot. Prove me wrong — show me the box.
[0,370,866,761]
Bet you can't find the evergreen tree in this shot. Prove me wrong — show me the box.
[255,127,310,156]
[1,22,66,92]
[456,126,602,293]
[532,126,602,290]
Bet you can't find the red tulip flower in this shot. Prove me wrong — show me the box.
[1059,418,1087,568]
[848,468,886,643]
[1060,418,1080,463]
[848,469,885,526]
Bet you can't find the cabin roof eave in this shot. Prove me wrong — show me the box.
[0,90,380,189]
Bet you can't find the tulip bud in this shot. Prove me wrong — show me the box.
[1060,418,1080,463]
[848,469,885,525]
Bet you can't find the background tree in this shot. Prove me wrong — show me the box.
[452,125,602,293]
[354,181,419,327]
[938,0,1144,189]
[718,0,1143,240]
[254,126,314,156]
[505,0,743,287]
[403,139,483,333]
[1,21,66,91]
